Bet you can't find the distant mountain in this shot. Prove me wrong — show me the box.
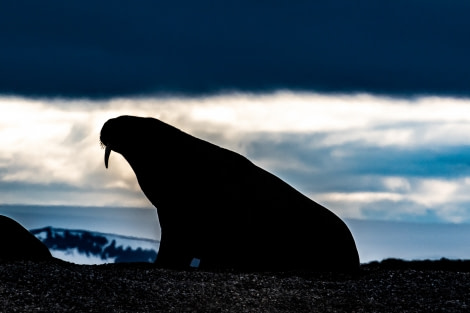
[31,227,159,264]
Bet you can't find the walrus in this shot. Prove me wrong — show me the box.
[100,115,359,272]
[0,215,52,261]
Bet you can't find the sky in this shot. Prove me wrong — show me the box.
[2,0,470,245]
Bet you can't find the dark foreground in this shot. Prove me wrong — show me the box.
[0,259,469,313]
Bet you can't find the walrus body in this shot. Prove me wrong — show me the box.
[100,116,359,272]
[0,215,52,261]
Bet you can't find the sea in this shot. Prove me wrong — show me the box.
[1,204,470,265]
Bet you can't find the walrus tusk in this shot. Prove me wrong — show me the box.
[104,146,112,168]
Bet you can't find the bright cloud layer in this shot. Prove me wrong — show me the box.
[1,92,470,223]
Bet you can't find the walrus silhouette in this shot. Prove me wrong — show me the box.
[100,115,359,272]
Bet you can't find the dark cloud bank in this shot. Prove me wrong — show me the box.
[1,0,470,98]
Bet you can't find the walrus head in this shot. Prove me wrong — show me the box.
[99,115,182,168]
[100,116,130,168]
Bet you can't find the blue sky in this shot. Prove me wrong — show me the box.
[1,0,470,233]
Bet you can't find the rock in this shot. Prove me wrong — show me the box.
[0,215,52,261]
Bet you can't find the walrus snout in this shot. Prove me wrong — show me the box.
[99,140,112,169]
[104,145,112,169]
[100,133,112,169]
[100,119,116,169]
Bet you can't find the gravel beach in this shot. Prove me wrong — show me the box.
[0,259,469,312]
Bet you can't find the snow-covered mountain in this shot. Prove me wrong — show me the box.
[31,227,159,265]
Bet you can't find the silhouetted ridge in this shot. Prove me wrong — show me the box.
[364,258,470,272]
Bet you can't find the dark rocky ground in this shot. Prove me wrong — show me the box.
[0,258,469,312]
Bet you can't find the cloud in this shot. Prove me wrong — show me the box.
[316,177,470,223]
[2,92,470,224]
[1,1,470,97]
